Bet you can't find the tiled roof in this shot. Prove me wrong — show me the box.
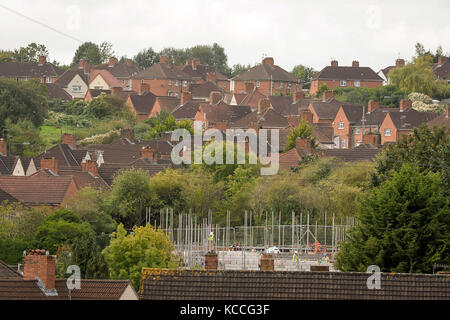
[54,279,136,300]
[0,176,74,205]
[0,279,48,300]
[89,69,122,88]
[232,108,289,129]
[322,144,381,162]
[58,170,110,191]
[341,103,364,123]
[239,89,267,109]
[427,114,450,128]
[171,100,203,120]
[232,63,297,82]
[279,148,306,170]
[94,62,140,79]
[200,102,252,124]
[0,260,22,279]
[0,188,18,204]
[54,67,89,88]
[128,91,157,115]
[133,62,193,80]
[354,108,391,127]
[35,144,88,171]
[313,66,383,81]
[0,156,18,174]
[309,99,342,120]
[313,124,334,145]
[190,81,223,98]
[45,83,72,101]
[140,269,450,300]
[432,61,450,80]
[269,96,314,116]
[0,61,64,78]
[155,96,180,113]
[389,108,439,130]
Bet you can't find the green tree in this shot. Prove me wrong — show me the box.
[133,47,160,69]
[316,83,329,97]
[104,168,156,228]
[336,164,449,273]
[72,42,102,66]
[99,41,115,63]
[102,223,181,289]
[229,64,252,78]
[291,65,317,89]
[0,50,13,62]
[12,43,49,62]
[5,119,45,157]
[284,118,317,152]
[0,78,48,132]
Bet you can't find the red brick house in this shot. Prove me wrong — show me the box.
[131,56,193,97]
[0,56,64,84]
[332,103,365,149]
[231,57,300,96]
[178,59,230,91]
[432,56,450,82]
[310,60,383,94]
[93,57,140,90]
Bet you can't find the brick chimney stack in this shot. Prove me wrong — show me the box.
[40,157,58,174]
[79,59,90,74]
[296,138,311,154]
[204,252,218,270]
[209,91,222,105]
[61,133,77,149]
[108,57,118,67]
[322,90,334,102]
[185,59,191,66]
[396,59,405,69]
[352,60,359,67]
[293,90,304,103]
[111,86,122,95]
[262,57,274,67]
[120,128,135,141]
[331,60,338,67]
[245,82,255,94]
[159,56,170,65]
[138,82,150,95]
[81,159,98,177]
[438,56,448,65]
[206,72,216,83]
[257,98,270,114]
[300,109,313,124]
[260,253,274,271]
[192,59,201,70]
[400,99,412,112]
[141,146,158,162]
[23,250,56,291]
[367,100,380,113]
[125,59,133,66]
[38,56,46,66]
[181,91,192,105]
[0,138,7,156]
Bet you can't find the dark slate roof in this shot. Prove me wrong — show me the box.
[54,67,89,88]
[309,99,342,120]
[231,108,289,129]
[128,91,157,115]
[233,63,298,82]
[99,158,169,185]
[354,108,391,127]
[0,260,22,279]
[94,62,140,79]
[0,176,74,205]
[0,188,18,204]
[432,61,450,80]
[171,100,203,120]
[427,114,450,128]
[140,269,450,300]
[200,102,252,124]
[0,61,64,78]
[239,89,267,109]
[133,63,193,80]
[313,66,383,81]
[35,144,88,171]
[45,83,72,101]
[58,170,110,191]
[322,144,381,162]
[0,156,18,175]
[269,96,314,116]
[341,103,364,123]
[155,96,180,113]
[190,81,223,98]
[389,108,439,130]
[313,123,334,145]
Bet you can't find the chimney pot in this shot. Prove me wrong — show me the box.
[61,133,77,149]
[367,100,380,113]
[331,60,338,67]
[40,157,58,174]
[38,56,46,66]
[322,90,334,102]
[399,99,412,112]
[352,60,359,67]
[108,57,118,67]
[0,138,7,156]
[262,57,274,67]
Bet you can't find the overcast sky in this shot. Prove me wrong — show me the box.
[1,0,449,72]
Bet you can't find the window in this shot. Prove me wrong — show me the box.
[341,139,347,148]
[256,81,260,88]
[183,80,188,87]
[354,81,360,87]
[355,128,360,135]
[288,82,292,89]
[384,128,391,136]
[279,82,284,89]
[45,77,51,83]
[340,80,347,87]
[168,80,172,85]
[141,79,144,84]
[72,85,82,93]
[338,122,344,129]
[175,80,179,86]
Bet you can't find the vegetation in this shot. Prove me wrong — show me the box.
[72,41,115,66]
[284,118,317,152]
[291,65,317,89]
[333,85,407,108]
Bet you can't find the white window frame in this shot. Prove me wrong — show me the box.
[45,77,51,83]
[384,128,391,137]
[355,128,360,135]
[168,80,172,85]
[354,81,360,87]
[183,80,188,87]
[175,80,179,87]
[279,82,284,89]
[340,80,347,87]
[338,122,344,130]
[256,81,260,88]
[72,85,82,93]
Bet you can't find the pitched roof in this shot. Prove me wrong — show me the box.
[54,66,89,88]
[58,170,110,191]
[35,144,89,171]
[140,268,450,300]
[171,100,203,120]
[313,66,383,81]
[279,147,306,170]
[309,99,342,120]
[239,88,267,109]
[94,62,140,79]
[388,108,438,130]
[0,176,74,205]
[155,96,180,113]
[0,188,18,204]
[427,113,450,128]
[190,81,223,98]
[0,156,19,174]
[89,69,122,88]
[0,61,64,78]
[232,63,297,82]
[269,96,314,116]
[133,62,193,80]
[322,144,381,162]
[128,91,157,115]
[200,102,252,124]
[0,260,22,279]
[45,83,72,101]
[232,108,289,129]
[432,61,450,80]
[340,103,364,123]
[313,123,334,146]
[178,64,228,81]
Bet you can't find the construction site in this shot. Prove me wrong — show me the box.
[148,209,356,272]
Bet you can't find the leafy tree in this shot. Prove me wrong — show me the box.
[12,43,49,62]
[333,85,407,108]
[72,41,102,66]
[0,238,34,264]
[102,223,181,289]
[316,83,329,97]
[336,164,449,273]
[229,63,252,78]
[133,47,160,69]
[284,118,317,152]
[292,65,317,89]
[158,47,188,65]
[0,50,13,62]
[104,168,156,228]
[371,124,450,195]
[0,78,48,132]
[99,41,115,63]
[143,111,192,139]
[5,119,45,157]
